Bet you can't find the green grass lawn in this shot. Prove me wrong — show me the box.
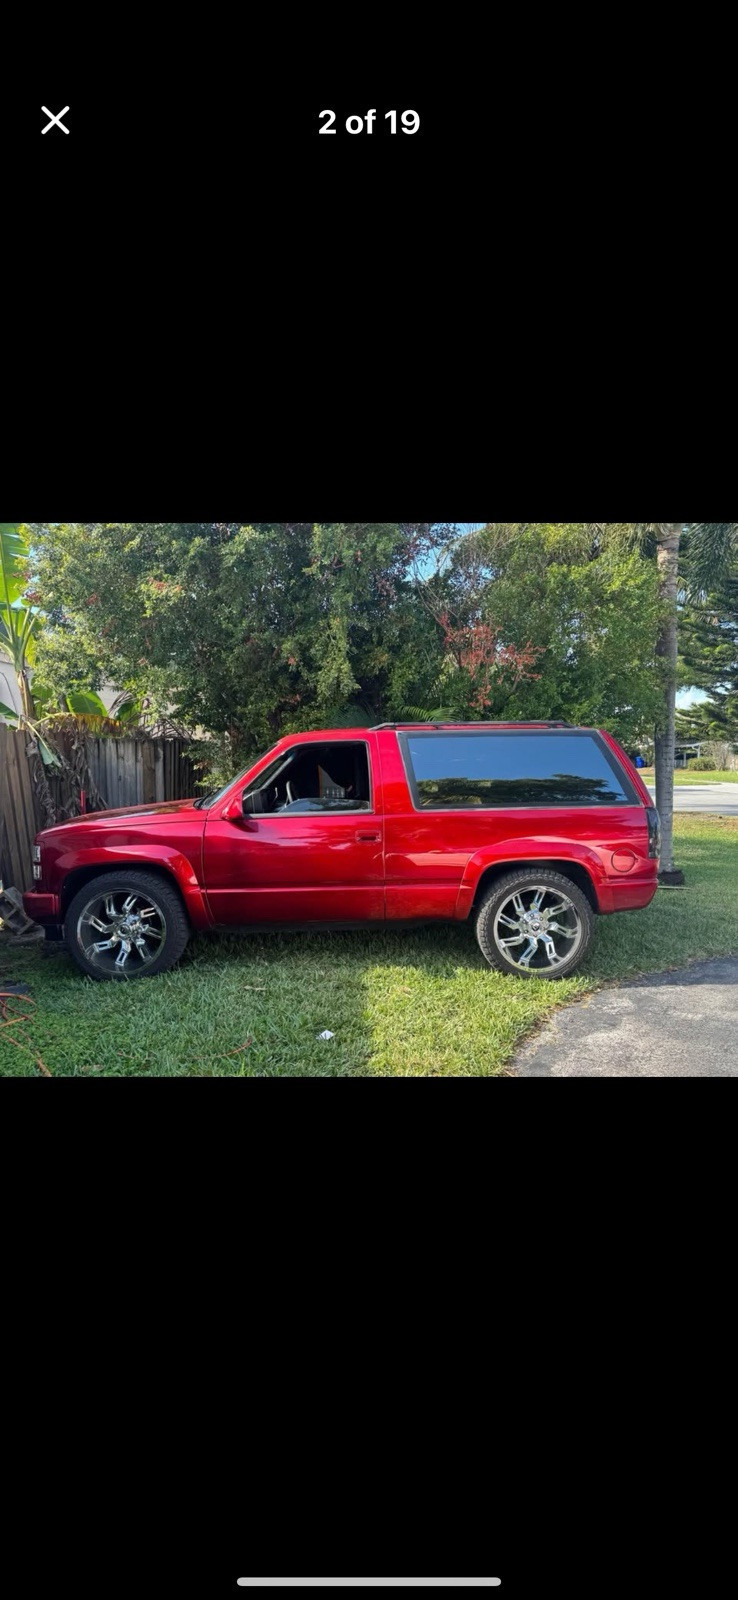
[2,814,738,1078]
[640,767,738,784]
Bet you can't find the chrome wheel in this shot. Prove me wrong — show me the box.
[493,885,583,972]
[77,888,167,974]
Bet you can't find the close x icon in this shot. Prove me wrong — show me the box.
[41,105,70,134]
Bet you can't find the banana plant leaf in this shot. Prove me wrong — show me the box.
[0,701,62,765]
[64,689,110,716]
[0,523,29,608]
[36,733,62,767]
[112,695,144,722]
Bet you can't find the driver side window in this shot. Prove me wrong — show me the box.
[243,742,372,815]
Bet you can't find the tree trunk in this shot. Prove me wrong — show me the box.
[18,669,35,719]
[13,669,59,828]
[654,523,684,885]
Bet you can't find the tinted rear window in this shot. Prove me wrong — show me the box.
[404,732,633,808]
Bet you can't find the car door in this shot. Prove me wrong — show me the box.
[201,734,385,924]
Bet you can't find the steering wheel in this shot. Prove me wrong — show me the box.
[286,780,298,804]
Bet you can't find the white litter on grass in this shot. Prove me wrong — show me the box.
[317,1030,335,1041]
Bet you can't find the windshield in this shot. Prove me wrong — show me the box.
[195,747,272,809]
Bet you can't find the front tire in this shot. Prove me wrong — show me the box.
[64,870,191,980]
[474,868,594,979]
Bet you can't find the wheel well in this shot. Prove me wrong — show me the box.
[60,862,190,920]
[470,859,599,915]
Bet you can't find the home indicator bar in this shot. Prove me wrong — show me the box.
[236,1583,502,1589]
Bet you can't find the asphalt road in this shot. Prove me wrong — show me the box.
[645,782,738,814]
[513,957,738,1076]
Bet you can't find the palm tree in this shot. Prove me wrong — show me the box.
[0,522,43,718]
[583,523,685,882]
[1,522,117,727]
[685,524,738,597]
[1,522,116,825]
[649,522,738,884]
[653,524,684,884]
[0,522,61,825]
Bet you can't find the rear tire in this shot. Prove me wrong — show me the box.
[474,868,594,979]
[64,870,191,980]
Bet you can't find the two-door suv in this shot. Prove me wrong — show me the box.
[23,721,660,980]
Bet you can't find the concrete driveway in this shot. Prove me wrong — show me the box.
[513,956,738,1076]
[645,782,738,815]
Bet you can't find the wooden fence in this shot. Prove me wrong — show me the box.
[0,729,198,894]
[0,724,39,895]
[86,737,198,811]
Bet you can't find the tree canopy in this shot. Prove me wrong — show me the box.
[678,526,738,743]
[29,524,454,762]
[25,521,665,771]
[412,523,663,742]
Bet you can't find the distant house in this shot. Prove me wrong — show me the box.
[0,659,121,721]
[0,658,21,715]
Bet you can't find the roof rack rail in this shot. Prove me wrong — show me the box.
[369,720,573,730]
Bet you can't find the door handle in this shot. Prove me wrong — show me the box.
[355,830,381,842]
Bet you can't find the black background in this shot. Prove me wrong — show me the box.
[3,51,727,510]
[9,1104,730,1600]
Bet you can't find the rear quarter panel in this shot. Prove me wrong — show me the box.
[377,729,656,918]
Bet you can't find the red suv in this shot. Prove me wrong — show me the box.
[23,722,660,980]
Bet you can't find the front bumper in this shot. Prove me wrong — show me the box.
[22,890,62,923]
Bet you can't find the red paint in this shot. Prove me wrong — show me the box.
[611,851,637,872]
[23,891,61,920]
[23,799,211,929]
[23,725,658,936]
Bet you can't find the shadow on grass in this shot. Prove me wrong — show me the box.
[2,921,488,1078]
[1,919,563,1078]
[0,912,665,1079]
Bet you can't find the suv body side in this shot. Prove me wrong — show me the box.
[23,723,657,934]
[376,725,657,920]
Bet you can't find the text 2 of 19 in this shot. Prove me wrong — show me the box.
[318,109,420,135]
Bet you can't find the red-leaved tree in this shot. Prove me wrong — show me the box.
[438,612,541,713]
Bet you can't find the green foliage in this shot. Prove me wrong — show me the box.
[0,522,28,604]
[0,522,44,712]
[24,521,669,756]
[683,523,738,598]
[443,523,664,744]
[29,523,456,763]
[62,688,109,717]
[678,530,738,743]
[0,691,62,766]
[26,620,110,714]
[687,756,715,770]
